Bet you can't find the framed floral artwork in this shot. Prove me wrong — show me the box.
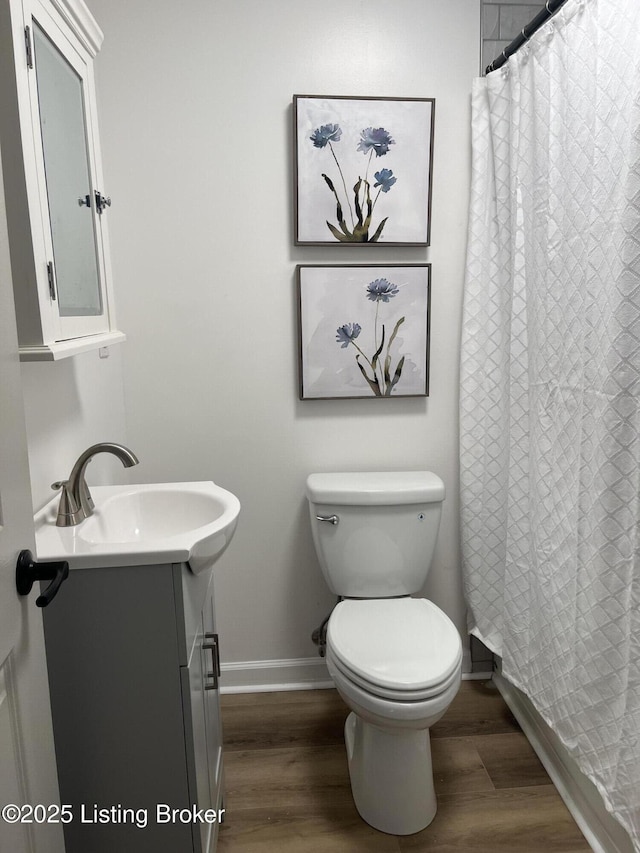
[297,264,430,400]
[293,95,435,246]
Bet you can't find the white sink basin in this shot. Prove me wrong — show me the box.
[79,487,230,544]
[34,482,240,574]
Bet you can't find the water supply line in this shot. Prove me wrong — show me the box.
[311,598,340,657]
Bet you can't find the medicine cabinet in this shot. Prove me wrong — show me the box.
[0,0,124,360]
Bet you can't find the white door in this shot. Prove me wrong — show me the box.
[0,145,65,851]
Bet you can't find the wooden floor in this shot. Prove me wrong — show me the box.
[217,680,592,852]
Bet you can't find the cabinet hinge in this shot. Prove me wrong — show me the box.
[47,261,56,301]
[24,26,33,69]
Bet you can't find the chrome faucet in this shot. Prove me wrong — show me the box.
[52,442,139,527]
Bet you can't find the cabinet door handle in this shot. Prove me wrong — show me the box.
[202,633,220,690]
[205,632,221,677]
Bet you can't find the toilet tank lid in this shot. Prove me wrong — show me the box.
[306,471,445,505]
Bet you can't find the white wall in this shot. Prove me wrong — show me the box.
[87,0,480,667]
[20,349,128,511]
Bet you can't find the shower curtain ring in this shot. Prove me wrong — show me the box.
[545,0,552,11]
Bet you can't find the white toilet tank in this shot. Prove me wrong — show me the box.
[306,471,445,598]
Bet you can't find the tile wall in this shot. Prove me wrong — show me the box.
[481,0,542,72]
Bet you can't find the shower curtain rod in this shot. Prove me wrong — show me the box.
[485,0,569,74]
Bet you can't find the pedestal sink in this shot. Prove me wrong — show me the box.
[34,482,240,573]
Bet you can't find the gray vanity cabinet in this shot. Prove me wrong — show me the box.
[41,562,224,853]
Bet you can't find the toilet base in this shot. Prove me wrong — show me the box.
[344,711,437,836]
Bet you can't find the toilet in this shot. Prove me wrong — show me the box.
[306,471,462,836]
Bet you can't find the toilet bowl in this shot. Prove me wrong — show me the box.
[306,471,462,836]
[325,597,462,835]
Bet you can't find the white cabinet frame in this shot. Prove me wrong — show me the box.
[0,0,124,360]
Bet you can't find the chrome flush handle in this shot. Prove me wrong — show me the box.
[316,514,339,525]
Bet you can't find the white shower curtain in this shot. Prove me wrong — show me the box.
[460,0,640,845]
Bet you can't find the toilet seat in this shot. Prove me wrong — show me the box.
[327,598,462,702]
[329,649,461,702]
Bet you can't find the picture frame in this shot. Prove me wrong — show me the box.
[293,95,435,246]
[297,264,431,400]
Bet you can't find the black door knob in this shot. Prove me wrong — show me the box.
[16,549,69,607]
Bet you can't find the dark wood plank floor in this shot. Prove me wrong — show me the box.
[217,680,592,852]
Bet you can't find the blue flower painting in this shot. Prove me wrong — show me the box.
[310,121,397,243]
[357,127,395,157]
[335,277,406,396]
[295,96,435,246]
[335,323,362,348]
[310,124,342,147]
[297,265,431,400]
[373,169,397,193]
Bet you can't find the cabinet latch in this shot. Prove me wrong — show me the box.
[95,191,112,215]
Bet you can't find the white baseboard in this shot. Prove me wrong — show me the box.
[494,672,635,853]
[220,657,334,694]
[220,647,478,695]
